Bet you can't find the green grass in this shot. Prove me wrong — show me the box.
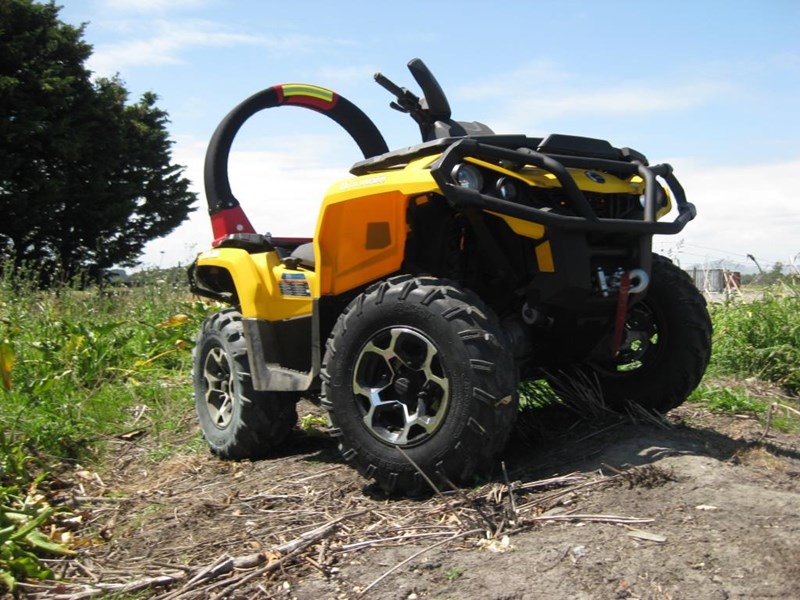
[0,267,212,591]
[689,381,800,433]
[518,379,559,410]
[687,283,800,426]
[689,383,768,414]
[0,276,210,464]
[706,284,800,393]
[1,428,75,591]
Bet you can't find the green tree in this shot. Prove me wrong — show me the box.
[0,0,195,283]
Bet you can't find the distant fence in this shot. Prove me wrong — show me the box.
[687,268,741,295]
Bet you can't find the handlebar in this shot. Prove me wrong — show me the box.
[374,72,407,100]
[374,71,422,115]
[374,59,452,142]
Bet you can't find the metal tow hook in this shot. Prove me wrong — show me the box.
[628,268,649,294]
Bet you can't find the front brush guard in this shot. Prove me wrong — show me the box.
[429,138,696,235]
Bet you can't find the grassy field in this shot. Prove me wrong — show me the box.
[0,271,210,590]
[0,271,798,591]
[690,283,799,420]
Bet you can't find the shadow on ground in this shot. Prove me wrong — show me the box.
[281,399,800,497]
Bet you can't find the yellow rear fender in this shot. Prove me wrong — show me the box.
[192,247,316,321]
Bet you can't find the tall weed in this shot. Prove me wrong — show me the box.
[0,269,210,464]
[708,283,799,393]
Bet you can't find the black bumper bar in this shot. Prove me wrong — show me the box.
[429,138,696,235]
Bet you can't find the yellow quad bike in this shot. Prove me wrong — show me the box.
[189,59,711,495]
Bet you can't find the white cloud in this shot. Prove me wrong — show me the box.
[88,19,343,75]
[656,158,800,269]
[485,81,730,134]
[102,0,212,13]
[453,61,733,133]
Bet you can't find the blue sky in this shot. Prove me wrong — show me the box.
[59,0,800,272]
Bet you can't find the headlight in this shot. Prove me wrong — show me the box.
[451,163,483,191]
[639,186,669,209]
[496,177,518,201]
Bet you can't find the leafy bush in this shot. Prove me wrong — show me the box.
[0,268,210,462]
[707,284,799,393]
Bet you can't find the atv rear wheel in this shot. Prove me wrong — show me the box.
[193,309,298,458]
[581,254,712,413]
[322,276,518,495]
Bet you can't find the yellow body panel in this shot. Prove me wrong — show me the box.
[535,241,555,272]
[525,166,641,194]
[315,157,438,295]
[482,212,553,273]
[195,248,316,320]
[466,157,643,195]
[486,211,546,239]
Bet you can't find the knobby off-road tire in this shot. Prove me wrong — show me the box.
[193,309,298,459]
[321,275,518,496]
[585,254,712,413]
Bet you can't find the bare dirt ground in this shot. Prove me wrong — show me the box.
[24,391,800,600]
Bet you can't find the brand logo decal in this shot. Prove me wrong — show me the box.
[339,176,387,190]
[585,170,606,184]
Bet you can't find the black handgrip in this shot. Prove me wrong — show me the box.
[374,72,405,98]
[374,71,422,114]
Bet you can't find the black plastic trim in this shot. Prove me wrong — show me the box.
[537,133,619,160]
[429,139,696,235]
[215,233,275,253]
[188,259,236,304]
[350,135,529,176]
[242,303,321,392]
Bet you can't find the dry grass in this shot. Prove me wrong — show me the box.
[20,437,662,600]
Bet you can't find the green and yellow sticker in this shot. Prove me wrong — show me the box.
[282,84,334,103]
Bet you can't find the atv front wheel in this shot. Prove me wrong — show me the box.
[321,276,518,495]
[583,254,712,413]
[193,309,298,458]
